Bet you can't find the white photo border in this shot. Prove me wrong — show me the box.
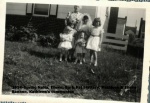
[0,0,150,103]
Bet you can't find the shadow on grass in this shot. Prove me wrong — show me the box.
[102,45,143,59]
[28,49,59,59]
[126,45,144,59]
[22,45,76,62]
[26,49,75,62]
[21,45,60,59]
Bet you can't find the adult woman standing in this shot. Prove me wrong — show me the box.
[65,5,83,30]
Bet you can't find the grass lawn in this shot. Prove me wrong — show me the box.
[2,41,143,102]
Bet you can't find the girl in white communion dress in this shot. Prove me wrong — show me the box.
[86,18,104,66]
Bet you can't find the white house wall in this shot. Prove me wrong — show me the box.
[6,3,145,34]
[57,5,96,20]
[118,8,145,31]
[57,5,73,19]
[27,3,32,13]
[96,6,109,32]
[80,6,97,20]
[50,5,57,15]
[6,3,26,15]
[118,8,128,18]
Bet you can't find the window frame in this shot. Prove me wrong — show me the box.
[32,3,50,17]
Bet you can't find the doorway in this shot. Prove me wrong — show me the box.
[107,7,119,33]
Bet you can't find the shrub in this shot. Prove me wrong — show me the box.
[6,23,59,48]
[38,32,59,47]
[5,22,38,42]
[5,25,17,41]
[127,38,144,58]
[19,25,38,42]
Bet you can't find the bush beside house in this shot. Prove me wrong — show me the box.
[5,15,64,47]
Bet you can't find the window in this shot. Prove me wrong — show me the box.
[33,4,50,17]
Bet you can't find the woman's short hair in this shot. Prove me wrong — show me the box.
[92,18,101,26]
[74,5,82,9]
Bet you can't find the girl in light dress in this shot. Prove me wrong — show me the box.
[58,26,74,62]
[74,31,86,64]
[86,18,104,66]
[65,18,77,60]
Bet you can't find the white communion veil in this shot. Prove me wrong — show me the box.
[76,13,92,30]
[82,13,92,26]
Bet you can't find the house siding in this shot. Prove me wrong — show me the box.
[96,7,108,32]
[118,8,145,31]
[6,3,27,15]
[50,5,57,15]
[57,5,96,20]
[6,3,145,37]
[26,3,32,14]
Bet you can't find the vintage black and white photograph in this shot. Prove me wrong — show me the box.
[2,2,145,102]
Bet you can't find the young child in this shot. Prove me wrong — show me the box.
[73,14,92,63]
[86,18,104,66]
[74,31,86,64]
[65,18,78,61]
[66,19,77,47]
[58,26,73,62]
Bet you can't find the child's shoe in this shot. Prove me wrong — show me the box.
[69,55,71,60]
[94,61,97,66]
[80,61,82,65]
[74,59,78,64]
[91,69,95,74]
[83,58,86,63]
[65,58,68,62]
[59,58,62,62]
[90,56,93,65]
[90,62,93,65]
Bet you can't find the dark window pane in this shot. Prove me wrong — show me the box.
[34,4,49,15]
